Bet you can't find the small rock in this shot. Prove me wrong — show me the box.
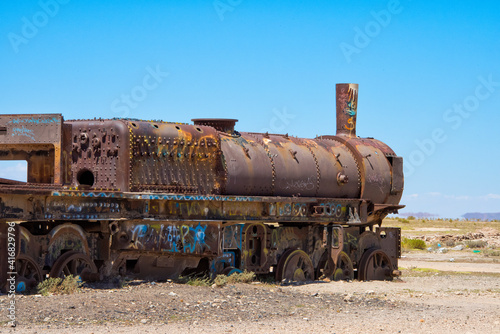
[344,294,354,302]
[213,298,227,303]
[140,319,148,324]
[449,258,455,262]
[43,317,50,322]
[168,292,177,296]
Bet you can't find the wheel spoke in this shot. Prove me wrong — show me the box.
[297,257,303,269]
[19,260,28,277]
[63,266,71,277]
[50,251,99,282]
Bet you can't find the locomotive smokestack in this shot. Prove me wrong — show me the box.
[336,83,358,137]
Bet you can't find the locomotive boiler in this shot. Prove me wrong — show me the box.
[0,83,404,292]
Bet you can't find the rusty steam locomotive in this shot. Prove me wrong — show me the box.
[0,83,404,292]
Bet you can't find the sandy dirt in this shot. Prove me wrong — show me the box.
[400,250,500,273]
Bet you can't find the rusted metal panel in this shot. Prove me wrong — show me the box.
[221,133,273,195]
[68,119,130,191]
[265,134,318,197]
[0,114,62,145]
[390,156,404,195]
[192,118,237,135]
[377,226,401,271]
[128,120,222,194]
[0,114,63,184]
[353,141,392,204]
[111,220,221,257]
[237,133,319,197]
[313,137,361,198]
[1,187,367,224]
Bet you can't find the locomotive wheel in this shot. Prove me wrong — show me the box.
[333,251,354,281]
[15,255,43,292]
[222,266,242,276]
[276,249,314,282]
[50,251,100,282]
[358,248,393,281]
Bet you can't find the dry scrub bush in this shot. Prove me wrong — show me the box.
[37,275,82,296]
[402,237,426,250]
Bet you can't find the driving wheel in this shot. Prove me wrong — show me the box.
[358,248,393,281]
[333,251,354,281]
[15,254,43,292]
[276,249,314,282]
[49,251,100,282]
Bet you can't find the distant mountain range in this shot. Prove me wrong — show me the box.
[398,212,439,218]
[462,212,500,221]
[398,212,500,220]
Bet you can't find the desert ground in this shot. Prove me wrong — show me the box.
[1,218,499,334]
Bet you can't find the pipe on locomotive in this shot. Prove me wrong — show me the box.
[336,83,358,137]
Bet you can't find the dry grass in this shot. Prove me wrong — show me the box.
[401,237,427,250]
[181,270,257,287]
[400,267,500,278]
[384,218,500,237]
[185,277,212,287]
[37,275,82,296]
[213,270,256,287]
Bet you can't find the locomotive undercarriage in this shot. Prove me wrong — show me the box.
[1,207,401,292]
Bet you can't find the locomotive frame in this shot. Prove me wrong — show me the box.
[0,83,404,292]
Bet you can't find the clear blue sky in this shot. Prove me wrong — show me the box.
[1,0,499,218]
